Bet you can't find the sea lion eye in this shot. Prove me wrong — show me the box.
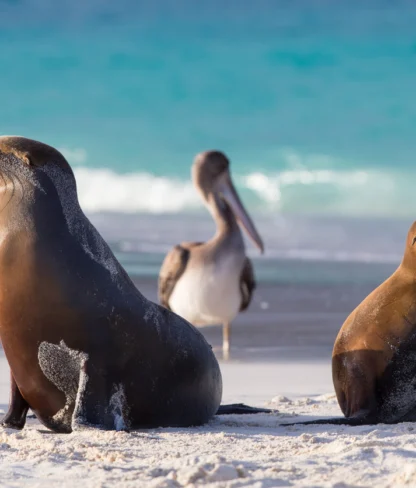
[412,237,416,246]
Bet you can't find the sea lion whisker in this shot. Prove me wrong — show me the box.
[11,168,26,207]
[0,169,7,206]
[0,168,16,214]
[402,314,416,328]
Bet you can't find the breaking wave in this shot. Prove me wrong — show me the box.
[71,166,414,218]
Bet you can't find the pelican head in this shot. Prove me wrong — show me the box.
[192,151,264,253]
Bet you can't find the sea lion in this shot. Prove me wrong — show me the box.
[283,221,416,426]
[0,136,270,433]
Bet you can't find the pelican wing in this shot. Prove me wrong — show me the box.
[239,257,256,312]
[158,242,203,310]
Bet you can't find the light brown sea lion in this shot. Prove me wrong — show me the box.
[0,136,270,433]
[284,221,416,426]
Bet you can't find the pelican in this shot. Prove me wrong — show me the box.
[158,151,264,357]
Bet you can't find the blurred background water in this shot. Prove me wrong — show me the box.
[1,0,415,284]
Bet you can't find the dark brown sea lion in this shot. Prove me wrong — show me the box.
[283,221,416,426]
[0,136,269,433]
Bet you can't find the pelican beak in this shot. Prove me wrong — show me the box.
[216,172,264,253]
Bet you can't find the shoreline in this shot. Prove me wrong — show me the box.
[132,276,377,362]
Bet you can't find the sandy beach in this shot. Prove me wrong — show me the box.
[2,0,416,485]
[0,355,413,487]
[1,278,413,488]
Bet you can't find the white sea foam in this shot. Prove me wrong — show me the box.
[242,167,398,216]
[59,147,88,165]
[57,144,414,217]
[243,168,371,204]
[73,167,200,213]
[70,164,413,218]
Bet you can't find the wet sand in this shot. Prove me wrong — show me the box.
[134,277,377,362]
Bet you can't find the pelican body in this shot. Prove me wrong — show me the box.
[159,151,264,357]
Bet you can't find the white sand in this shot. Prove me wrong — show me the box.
[0,356,414,487]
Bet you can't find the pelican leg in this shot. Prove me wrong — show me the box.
[223,322,231,359]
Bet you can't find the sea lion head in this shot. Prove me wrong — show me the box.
[0,136,77,208]
[0,135,84,239]
[0,136,71,172]
[405,221,416,249]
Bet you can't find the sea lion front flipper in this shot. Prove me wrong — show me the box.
[1,371,29,430]
[38,343,131,432]
[71,359,130,432]
[38,340,91,432]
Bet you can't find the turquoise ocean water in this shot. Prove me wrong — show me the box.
[1,1,416,280]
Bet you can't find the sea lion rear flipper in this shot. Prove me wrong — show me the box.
[216,403,273,415]
[280,415,376,427]
[396,406,416,422]
[1,371,29,430]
